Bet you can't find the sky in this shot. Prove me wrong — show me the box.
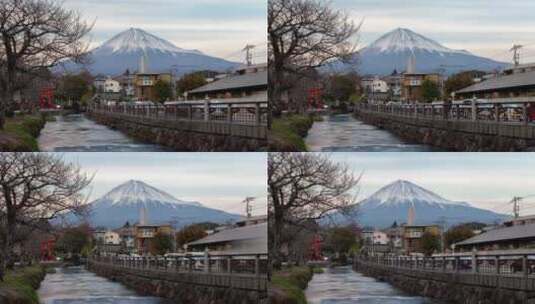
[334,0,535,63]
[62,0,267,63]
[59,153,267,217]
[328,153,535,217]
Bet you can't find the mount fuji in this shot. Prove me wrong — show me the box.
[61,28,240,76]
[80,180,241,228]
[329,28,509,75]
[330,180,506,228]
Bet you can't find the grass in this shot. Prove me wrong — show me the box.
[312,267,324,274]
[269,114,314,151]
[270,266,313,304]
[0,114,45,151]
[0,266,46,304]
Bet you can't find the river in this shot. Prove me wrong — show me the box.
[305,266,442,304]
[38,114,167,152]
[305,114,434,152]
[38,267,170,304]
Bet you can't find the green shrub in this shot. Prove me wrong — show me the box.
[0,266,46,304]
[2,115,45,151]
[271,267,313,304]
[270,115,314,151]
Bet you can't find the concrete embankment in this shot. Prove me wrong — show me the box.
[355,109,535,151]
[88,260,268,304]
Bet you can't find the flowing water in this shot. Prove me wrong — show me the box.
[38,267,170,304]
[305,114,434,152]
[38,114,167,152]
[305,266,442,304]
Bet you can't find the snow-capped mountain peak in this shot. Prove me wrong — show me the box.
[96,28,202,55]
[367,28,468,55]
[100,180,201,207]
[365,180,466,208]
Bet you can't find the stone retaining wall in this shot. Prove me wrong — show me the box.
[354,260,535,304]
[355,110,535,151]
[88,261,268,304]
[87,112,267,151]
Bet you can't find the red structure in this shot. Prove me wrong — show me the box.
[308,234,323,261]
[39,87,56,109]
[40,239,56,261]
[307,87,323,109]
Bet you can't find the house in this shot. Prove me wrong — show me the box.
[384,71,403,101]
[361,229,389,245]
[115,70,136,100]
[403,225,441,255]
[455,215,535,252]
[115,221,136,253]
[134,72,172,101]
[186,222,267,254]
[456,63,535,99]
[134,224,174,255]
[362,77,390,102]
[187,63,267,100]
[401,73,442,102]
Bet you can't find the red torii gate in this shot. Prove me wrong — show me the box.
[39,86,56,109]
[307,87,323,109]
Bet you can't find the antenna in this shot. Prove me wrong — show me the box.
[243,197,255,218]
[243,44,255,66]
[510,44,523,66]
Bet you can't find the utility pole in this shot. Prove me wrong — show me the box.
[510,44,523,66]
[243,196,255,218]
[243,44,255,66]
[512,196,522,218]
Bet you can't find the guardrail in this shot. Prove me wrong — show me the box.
[89,99,268,126]
[357,250,535,278]
[357,98,535,124]
[90,252,269,276]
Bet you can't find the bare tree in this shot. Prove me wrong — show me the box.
[268,0,360,115]
[0,0,93,128]
[0,153,92,281]
[268,153,360,269]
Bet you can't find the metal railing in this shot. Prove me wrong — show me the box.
[89,99,268,126]
[357,98,535,125]
[90,252,269,276]
[356,249,535,278]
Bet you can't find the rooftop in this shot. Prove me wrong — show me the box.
[187,222,267,246]
[188,70,267,94]
[457,69,535,94]
[456,223,535,246]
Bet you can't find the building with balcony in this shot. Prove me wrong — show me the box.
[134,224,174,255]
[403,225,441,255]
[134,73,172,102]
[401,73,442,103]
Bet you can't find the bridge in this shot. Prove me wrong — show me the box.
[354,250,535,304]
[88,252,268,304]
[355,98,535,151]
[87,98,268,151]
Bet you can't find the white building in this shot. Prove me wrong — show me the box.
[104,230,121,245]
[362,229,390,245]
[104,77,121,93]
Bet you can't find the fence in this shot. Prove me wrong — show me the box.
[357,97,535,124]
[89,99,268,126]
[357,249,535,278]
[90,252,269,276]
